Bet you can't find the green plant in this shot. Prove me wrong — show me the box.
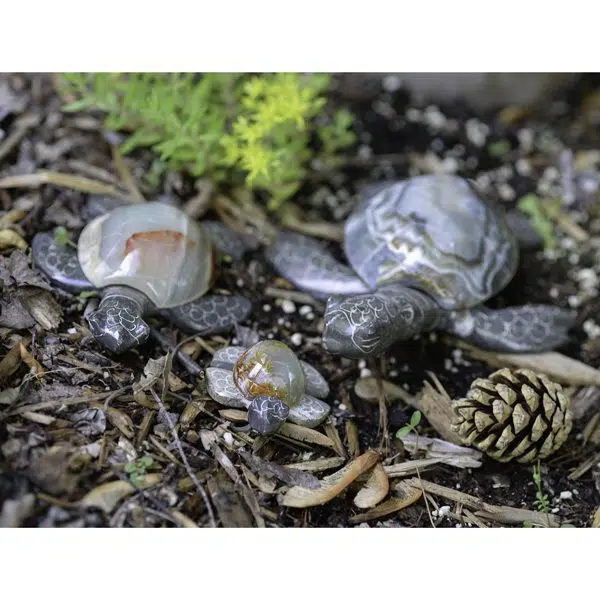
[517,193,559,250]
[396,410,422,440]
[124,455,154,486]
[532,460,550,513]
[53,225,75,248]
[58,73,356,210]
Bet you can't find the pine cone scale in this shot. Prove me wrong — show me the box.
[452,368,573,463]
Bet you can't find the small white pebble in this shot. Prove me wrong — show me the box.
[262,304,271,312]
[281,299,296,314]
[559,490,573,501]
[358,359,367,369]
[358,144,373,160]
[67,327,77,335]
[549,287,559,299]
[517,128,535,152]
[299,305,312,316]
[382,74,402,92]
[516,158,532,176]
[338,403,347,411]
[497,183,516,201]
[223,432,234,447]
[236,278,244,287]
[405,107,422,122]
[360,368,372,379]
[568,295,582,308]
[290,332,303,346]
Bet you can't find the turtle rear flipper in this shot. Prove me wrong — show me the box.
[31,232,94,292]
[165,295,252,334]
[443,305,577,353]
[265,230,370,300]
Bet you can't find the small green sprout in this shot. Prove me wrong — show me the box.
[396,410,422,440]
[487,139,511,158]
[125,455,154,487]
[517,193,559,250]
[53,226,76,248]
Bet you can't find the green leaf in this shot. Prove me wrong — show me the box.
[139,455,154,469]
[410,410,422,428]
[124,462,138,474]
[517,194,558,250]
[395,425,412,440]
[78,290,97,299]
[53,226,70,246]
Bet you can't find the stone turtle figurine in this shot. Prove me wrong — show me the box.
[32,200,252,354]
[206,340,331,435]
[266,174,576,359]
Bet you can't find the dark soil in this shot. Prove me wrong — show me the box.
[1,73,599,528]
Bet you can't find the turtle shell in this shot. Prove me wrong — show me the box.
[343,174,519,310]
[78,202,215,309]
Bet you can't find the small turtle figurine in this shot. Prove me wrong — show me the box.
[266,174,576,359]
[31,200,253,354]
[206,340,331,435]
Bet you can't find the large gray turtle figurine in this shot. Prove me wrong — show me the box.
[266,174,576,359]
[206,340,331,435]
[31,200,252,354]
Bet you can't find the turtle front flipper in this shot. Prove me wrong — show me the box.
[86,292,150,354]
[442,305,577,353]
[31,232,94,292]
[323,284,442,359]
[165,295,252,334]
[265,230,370,300]
[247,395,290,435]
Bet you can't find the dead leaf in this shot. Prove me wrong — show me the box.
[354,377,410,404]
[399,433,483,468]
[0,386,20,405]
[71,408,107,436]
[27,445,81,496]
[19,288,63,330]
[80,474,161,513]
[20,342,45,377]
[278,422,336,449]
[281,450,380,508]
[0,250,53,290]
[106,407,135,438]
[0,294,36,329]
[0,340,25,379]
[354,462,389,509]
[0,229,27,250]
[206,470,254,528]
[592,506,600,528]
[239,449,320,489]
[282,457,345,472]
[350,481,423,524]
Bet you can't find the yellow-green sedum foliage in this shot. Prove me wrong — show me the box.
[59,73,356,210]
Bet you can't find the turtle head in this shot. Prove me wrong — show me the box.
[86,295,150,354]
[322,295,392,359]
[322,286,441,360]
[247,395,290,435]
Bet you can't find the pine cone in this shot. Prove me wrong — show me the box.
[451,368,573,463]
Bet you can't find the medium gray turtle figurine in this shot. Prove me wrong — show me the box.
[206,340,331,435]
[266,174,576,359]
[31,200,253,354]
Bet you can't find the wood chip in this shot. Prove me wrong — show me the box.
[383,458,442,478]
[0,339,25,380]
[403,477,560,527]
[456,343,600,387]
[399,433,483,468]
[353,462,389,509]
[349,481,423,523]
[0,229,27,250]
[281,450,379,508]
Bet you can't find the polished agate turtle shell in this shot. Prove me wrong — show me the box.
[78,202,215,309]
[343,174,519,310]
[233,340,305,408]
